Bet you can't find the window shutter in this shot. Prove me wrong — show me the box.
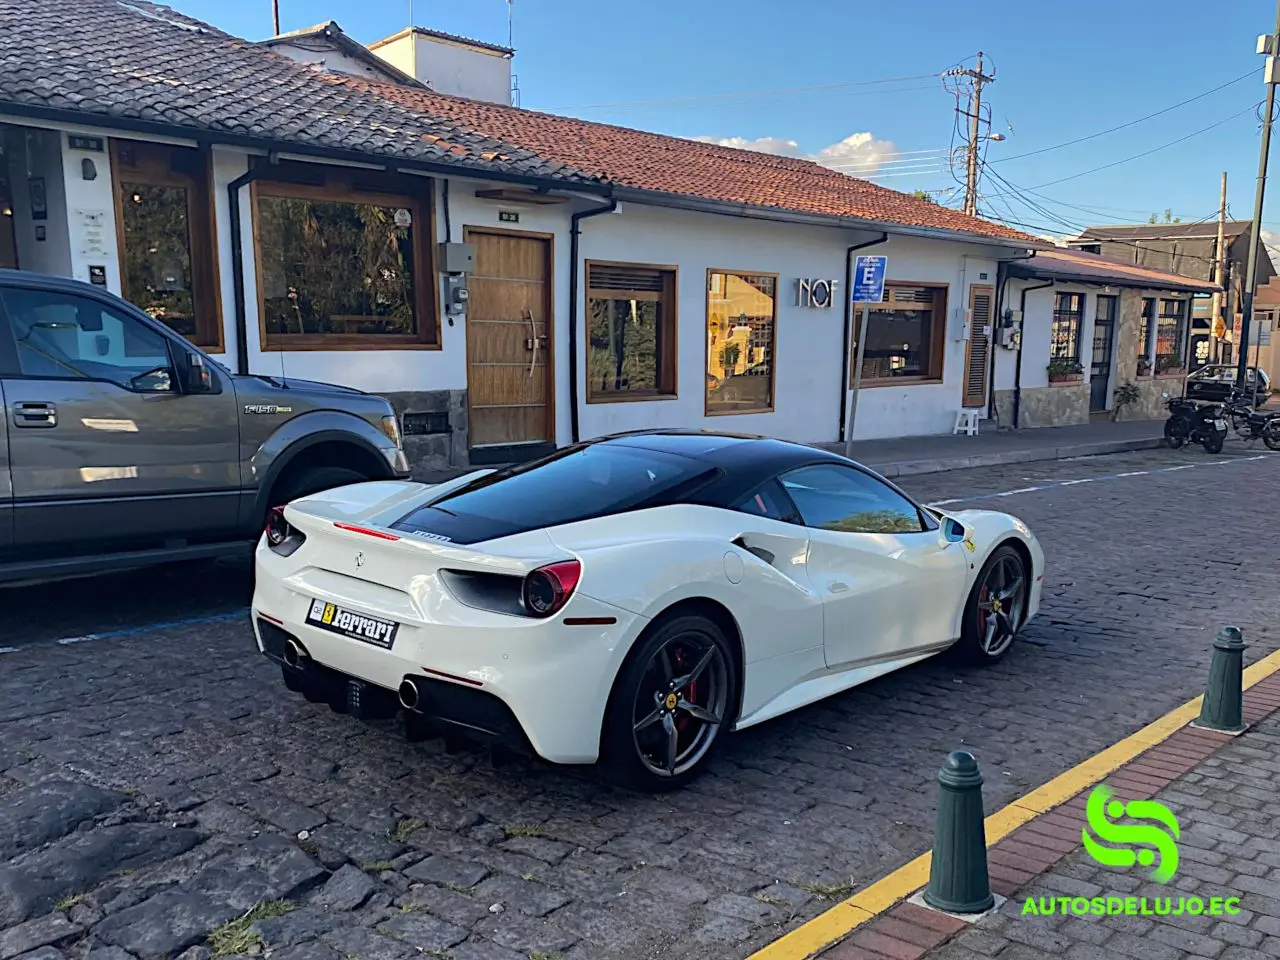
[963,285,994,408]
[588,264,665,294]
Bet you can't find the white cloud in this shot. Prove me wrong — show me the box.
[693,131,898,176]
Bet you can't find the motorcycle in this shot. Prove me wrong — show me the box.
[1222,390,1280,451]
[1164,396,1228,454]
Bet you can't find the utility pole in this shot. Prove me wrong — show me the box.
[947,53,997,217]
[1213,172,1228,364]
[1238,1,1280,392]
[271,0,280,35]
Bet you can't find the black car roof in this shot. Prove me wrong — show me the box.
[598,429,847,470]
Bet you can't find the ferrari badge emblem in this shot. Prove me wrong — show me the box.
[991,597,1002,613]
[355,552,365,568]
[962,536,976,553]
[665,693,678,710]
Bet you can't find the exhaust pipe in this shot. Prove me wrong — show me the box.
[283,638,307,670]
[398,677,421,712]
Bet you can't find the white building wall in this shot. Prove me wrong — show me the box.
[413,35,511,104]
[7,127,72,277]
[61,134,121,294]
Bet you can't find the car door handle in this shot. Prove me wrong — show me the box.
[12,401,56,428]
[830,581,849,593]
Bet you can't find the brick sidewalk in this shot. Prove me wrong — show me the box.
[821,672,1280,960]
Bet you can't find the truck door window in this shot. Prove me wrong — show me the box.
[1,288,174,392]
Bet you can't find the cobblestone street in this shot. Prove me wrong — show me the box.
[3,445,1279,960]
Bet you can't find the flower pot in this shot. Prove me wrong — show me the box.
[1048,374,1082,384]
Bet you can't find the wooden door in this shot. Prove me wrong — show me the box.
[962,284,994,408]
[464,228,554,450]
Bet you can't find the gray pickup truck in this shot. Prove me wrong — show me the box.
[0,269,409,583]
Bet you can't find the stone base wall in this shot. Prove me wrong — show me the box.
[1116,377,1184,421]
[995,383,1090,428]
[385,390,469,476]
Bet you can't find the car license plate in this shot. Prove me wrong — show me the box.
[305,598,399,649]
[1212,419,1226,429]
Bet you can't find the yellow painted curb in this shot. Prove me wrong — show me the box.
[749,645,1280,960]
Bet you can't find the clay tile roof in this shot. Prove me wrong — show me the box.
[0,0,588,184]
[336,75,1036,244]
[1010,247,1220,293]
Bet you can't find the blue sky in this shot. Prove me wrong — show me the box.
[177,0,1280,239]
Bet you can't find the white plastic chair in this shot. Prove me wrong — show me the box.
[952,410,980,436]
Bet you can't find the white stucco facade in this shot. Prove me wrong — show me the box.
[4,116,1036,467]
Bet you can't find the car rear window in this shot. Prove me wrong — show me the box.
[391,444,717,544]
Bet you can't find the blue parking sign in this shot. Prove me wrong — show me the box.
[851,255,887,303]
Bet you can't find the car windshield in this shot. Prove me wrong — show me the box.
[1192,365,1255,381]
[392,443,719,544]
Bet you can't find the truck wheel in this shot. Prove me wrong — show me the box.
[271,466,367,512]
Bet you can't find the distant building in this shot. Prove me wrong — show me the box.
[1067,221,1276,370]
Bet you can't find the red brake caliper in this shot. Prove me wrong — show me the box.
[977,584,989,634]
[674,646,695,732]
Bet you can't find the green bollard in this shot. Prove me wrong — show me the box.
[923,750,995,915]
[1197,626,1247,734]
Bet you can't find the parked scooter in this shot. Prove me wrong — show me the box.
[1164,396,1228,454]
[1222,390,1280,450]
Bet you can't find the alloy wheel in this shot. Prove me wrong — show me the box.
[631,631,729,778]
[975,554,1026,658]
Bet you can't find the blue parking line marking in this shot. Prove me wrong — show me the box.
[0,609,251,655]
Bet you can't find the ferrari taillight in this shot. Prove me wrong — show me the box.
[521,560,582,618]
[265,506,305,555]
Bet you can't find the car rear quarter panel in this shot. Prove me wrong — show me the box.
[547,504,824,668]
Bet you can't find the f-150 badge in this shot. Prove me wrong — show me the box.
[244,404,293,415]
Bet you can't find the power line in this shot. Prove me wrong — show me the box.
[992,69,1257,164]
[1028,107,1258,190]
[548,73,943,111]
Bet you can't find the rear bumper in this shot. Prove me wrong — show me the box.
[251,544,645,764]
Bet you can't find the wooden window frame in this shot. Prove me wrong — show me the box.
[585,259,678,403]
[110,138,223,352]
[1155,297,1189,375]
[850,280,949,387]
[705,268,779,416]
[1049,291,1085,362]
[251,162,440,352]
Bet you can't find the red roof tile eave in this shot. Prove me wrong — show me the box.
[612,184,1045,248]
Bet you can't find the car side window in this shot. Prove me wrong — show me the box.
[779,464,927,534]
[1,287,174,393]
[732,480,801,524]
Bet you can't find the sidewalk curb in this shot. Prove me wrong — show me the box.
[748,645,1280,960]
[865,437,1165,479]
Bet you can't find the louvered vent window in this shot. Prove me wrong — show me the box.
[853,282,948,383]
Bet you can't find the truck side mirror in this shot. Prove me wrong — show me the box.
[185,351,213,394]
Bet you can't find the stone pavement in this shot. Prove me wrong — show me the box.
[3,447,1280,960]
[840,418,1165,478]
[820,674,1280,960]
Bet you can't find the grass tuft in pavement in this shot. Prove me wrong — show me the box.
[392,817,425,843]
[207,899,294,957]
[502,824,545,838]
[796,880,854,900]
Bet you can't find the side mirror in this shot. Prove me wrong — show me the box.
[943,517,967,543]
[184,351,214,394]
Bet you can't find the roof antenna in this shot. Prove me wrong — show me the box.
[408,0,414,27]
[507,0,513,50]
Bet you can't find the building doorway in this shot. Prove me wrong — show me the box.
[462,226,555,464]
[1090,294,1117,413]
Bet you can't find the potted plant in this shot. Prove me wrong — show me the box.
[1047,358,1084,383]
[1155,355,1185,376]
[1136,357,1152,377]
[1111,380,1141,421]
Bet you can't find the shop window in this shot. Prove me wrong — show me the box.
[1050,292,1084,361]
[1137,297,1156,376]
[851,283,947,384]
[1156,299,1188,373]
[586,262,676,401]
[254,167,438,349]
[706,270,777,414]
[112,140,221,349]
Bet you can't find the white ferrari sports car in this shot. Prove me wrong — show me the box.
[252,430,1044,790]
